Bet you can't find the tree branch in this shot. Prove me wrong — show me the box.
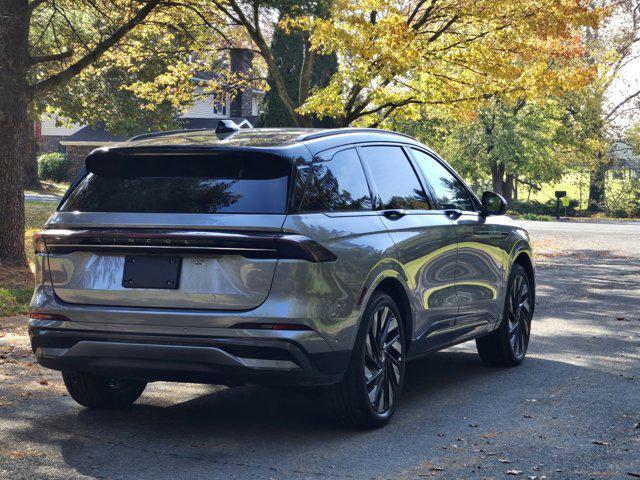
[298,35,314,105]
[427,14,458,43]
[605,88,640,122]
[31,0,161,95]
[29,49,73,65]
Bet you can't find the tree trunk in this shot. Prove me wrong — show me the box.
[0,0,30,265]
[23,120,41,190]
[490,162,514,205]
[503,174,514,205]
[588,152,607,212]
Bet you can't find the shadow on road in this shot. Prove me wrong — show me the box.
[2,347,634,479]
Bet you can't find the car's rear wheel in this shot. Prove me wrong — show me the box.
[62,371,146,409]
[327,291,405,428]
[476,263,533,367]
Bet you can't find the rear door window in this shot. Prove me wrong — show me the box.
[60,154,291,214]
[359,146,430,210]
[299,148,372,212]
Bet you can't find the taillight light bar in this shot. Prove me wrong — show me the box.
[37,229,337,263]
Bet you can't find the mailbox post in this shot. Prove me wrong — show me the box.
[555,191,567,219]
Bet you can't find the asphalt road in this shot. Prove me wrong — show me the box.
[1,220,639,480]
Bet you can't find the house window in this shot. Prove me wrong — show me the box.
[213,99,226,116]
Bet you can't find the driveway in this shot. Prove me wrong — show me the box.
[24,193,62,203]
[1,220,638,479]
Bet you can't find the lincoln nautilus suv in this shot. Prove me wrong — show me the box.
[29,123,535,427]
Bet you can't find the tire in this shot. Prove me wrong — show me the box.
[326,292,406,428]
[476,263,533,367]
[62,371,146,409]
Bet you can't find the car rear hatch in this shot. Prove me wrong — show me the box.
[43,147,298,311]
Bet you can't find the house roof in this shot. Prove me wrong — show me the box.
[59,119,257,146]
[59,125,128,146]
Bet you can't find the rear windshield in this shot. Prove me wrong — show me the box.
[60,154,291,214]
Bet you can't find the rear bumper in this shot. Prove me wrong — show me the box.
[28,284,350,386]
[29,327,346,386]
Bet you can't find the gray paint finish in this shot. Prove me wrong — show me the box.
[29,128,534,387]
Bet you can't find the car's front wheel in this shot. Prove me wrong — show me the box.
[476,263,533,367]
[62,371,146,409]
[327,291,406,428]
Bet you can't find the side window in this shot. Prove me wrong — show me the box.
[299,148,372,212]
[360,146,430,210]
[411,149,475,211]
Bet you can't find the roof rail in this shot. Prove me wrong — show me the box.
[128,128,211,142]
[296,128,416,142]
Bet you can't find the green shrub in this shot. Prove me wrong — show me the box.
[519,213,552,221]
[37,152,68,181]
[511,198,579,216]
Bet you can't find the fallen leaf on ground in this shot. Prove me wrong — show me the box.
[499,458,512,463]
[592,440,611,446]
[38,379,48,386]
[506,470,523,475]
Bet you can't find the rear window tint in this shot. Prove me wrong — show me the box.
[60,155,291,214]
[299,149,372,212]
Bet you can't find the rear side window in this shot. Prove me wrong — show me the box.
[60,154,291,214]
[299,148,372,212]
[360,146,430,210]
[410,149,474,211]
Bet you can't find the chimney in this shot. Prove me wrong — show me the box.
[229,48,254,118]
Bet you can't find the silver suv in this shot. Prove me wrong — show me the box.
[30,126,535,427]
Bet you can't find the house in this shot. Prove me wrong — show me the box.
[35,48,263,181]
[610,140,640,179]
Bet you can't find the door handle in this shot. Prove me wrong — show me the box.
[381,209,407,220]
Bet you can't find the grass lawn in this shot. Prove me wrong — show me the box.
[24,180,69,197]
[0,200,57,317]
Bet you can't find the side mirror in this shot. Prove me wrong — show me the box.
[481,191,507,216]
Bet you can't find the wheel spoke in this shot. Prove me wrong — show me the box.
[384,332,400,351]
[387,357,399,389]
[368,328,379,357]
[522,316,531,336]
[372,368,385,412]
[509,320,520,336]
[365,351,381,371]
[378,307,391,345]
[366,367,383,389]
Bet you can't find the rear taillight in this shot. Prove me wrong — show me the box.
[33,231,47,254]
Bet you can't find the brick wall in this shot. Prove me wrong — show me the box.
[65,145,96,181]
[38,135,66,155]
